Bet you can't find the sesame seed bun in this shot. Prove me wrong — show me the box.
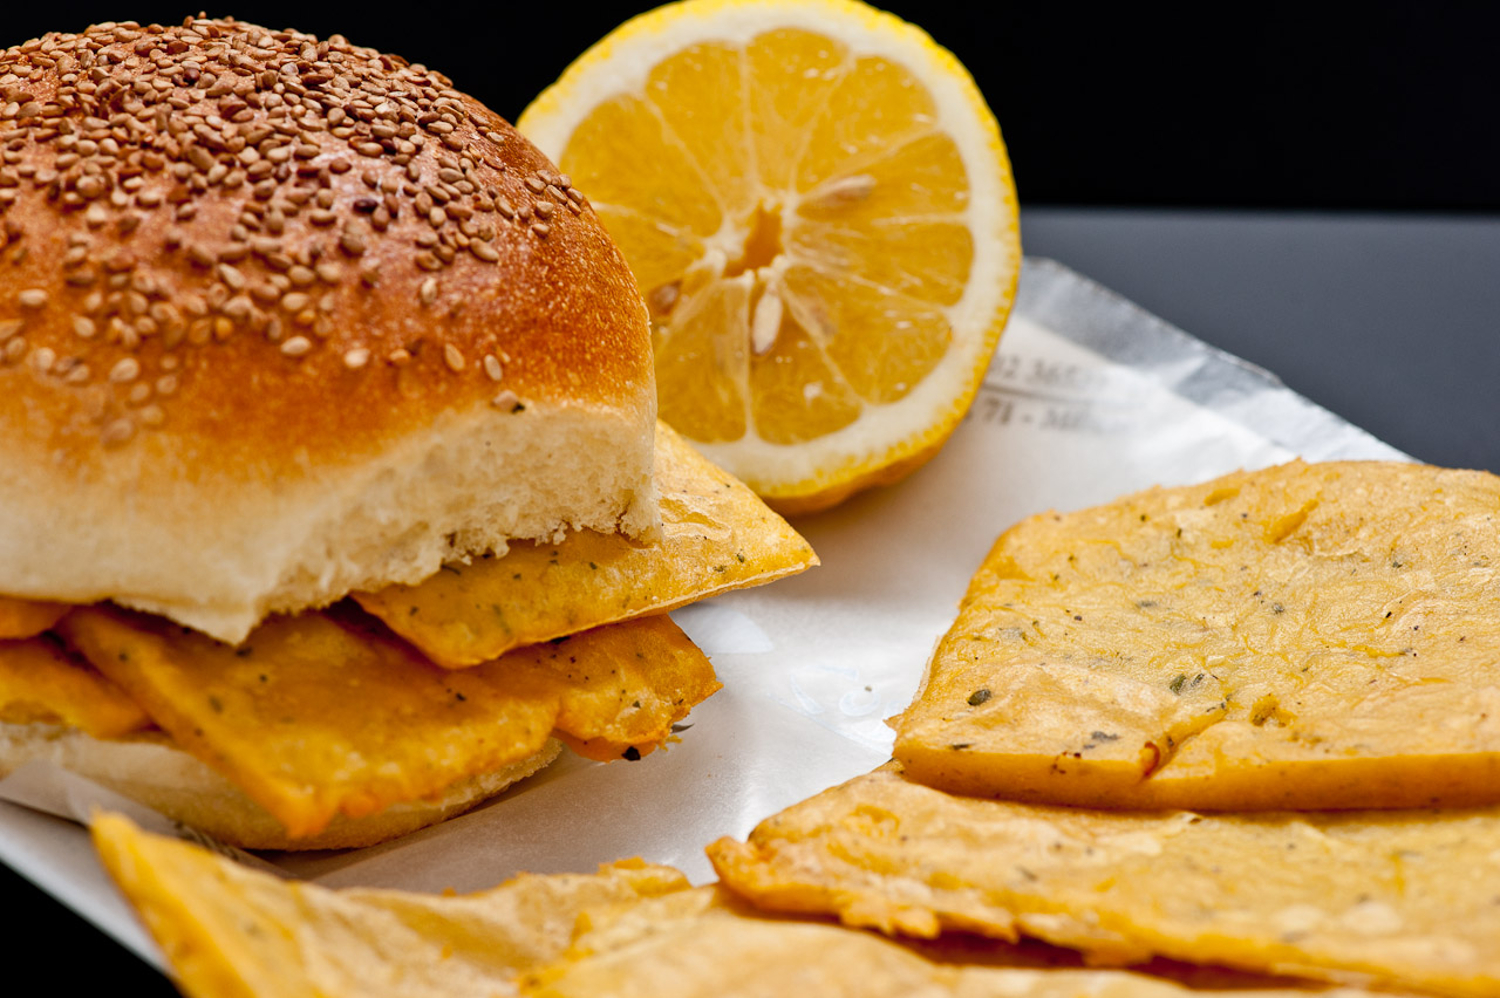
[0,722,564,850]
[0,18,657,642]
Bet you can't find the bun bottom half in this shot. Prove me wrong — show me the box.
[0,723,562,851]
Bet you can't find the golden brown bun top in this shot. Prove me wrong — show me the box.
[0,16,652,472]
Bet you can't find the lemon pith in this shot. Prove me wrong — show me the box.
[520,0,1019,510]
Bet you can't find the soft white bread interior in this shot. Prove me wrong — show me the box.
[0,18,657,643]
[0,400,656,644]
[0,723,563,851]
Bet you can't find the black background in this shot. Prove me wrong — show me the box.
[3,3,1498,990]
[4,2,1500,210]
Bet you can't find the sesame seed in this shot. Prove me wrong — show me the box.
[525,176,545,194]
[30,347,56,373]
[186,145,214,171]
[221,295,253,321]
[443,343,464,371]
[156,375,179,395]
[110,357,141,383]
[387,347,411,366]
[139,405,165,427]
[280,335,313,357]
[470,240,499,262]
[340,228,368,256]
[490,389,519,410]
[73,316,98,339]
[531,222,550,238]
[17,288,47,308]
[104,251,137,274]
[217,262,246,289]
[343,347,370,369]
[419,277,439,306]
[127,382,152,405]
[0,319,24,341]
[101,417,136,447]
[534,201,554,218]
[483,354,503,381]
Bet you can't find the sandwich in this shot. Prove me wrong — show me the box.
[0,16,814,848]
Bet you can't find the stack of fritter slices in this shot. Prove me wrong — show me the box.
[707,461,1500,996]
[0,423,815,850]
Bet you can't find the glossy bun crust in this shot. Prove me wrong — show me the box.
[0,18,656,641]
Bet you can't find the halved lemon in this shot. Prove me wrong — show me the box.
[519,0,1020,514]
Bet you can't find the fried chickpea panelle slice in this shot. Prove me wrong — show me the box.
[93,812,689,998]
[523,883,1402,998]
[0,635,151,737]
[709,765,1500,998]
[356,422,816,669]
[895,461,1500,810]
[0,596,70,640]
[59,607,718,840]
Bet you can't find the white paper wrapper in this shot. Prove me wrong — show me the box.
[0,258,1406,965]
